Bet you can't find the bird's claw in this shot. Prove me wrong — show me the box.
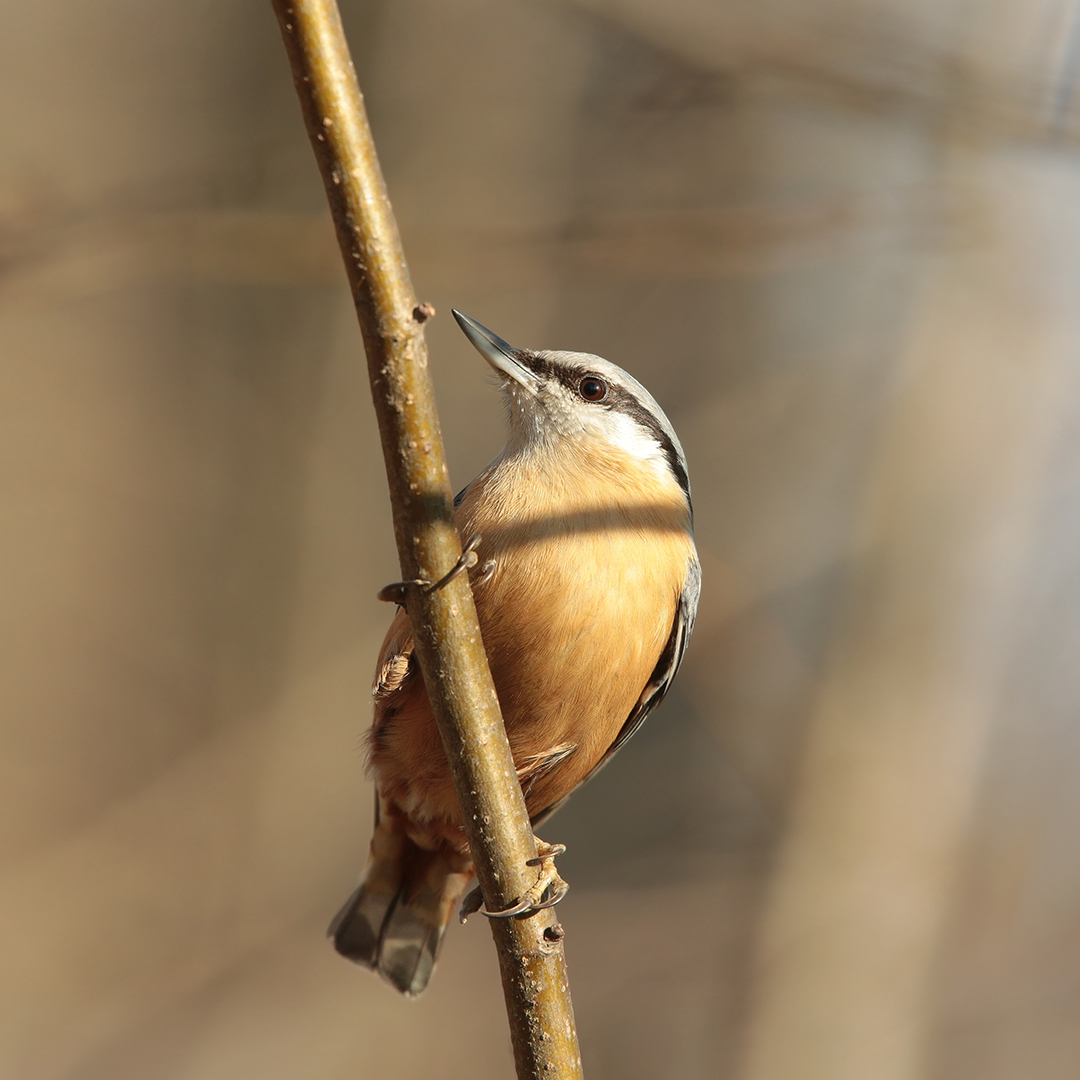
[376,578,427,604]
[426,534,481,594]
[459,885,485,923]
[378,535,482,604]
[472,559,497,586]
[458,840,569,923]
[525,842,565,866]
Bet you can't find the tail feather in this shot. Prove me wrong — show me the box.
[329,814,473,996]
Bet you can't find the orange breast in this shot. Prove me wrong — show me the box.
[368,435,694,849]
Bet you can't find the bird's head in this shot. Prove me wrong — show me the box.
[453,310,690,503]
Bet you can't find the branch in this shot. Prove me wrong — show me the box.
[270,3,583,1076]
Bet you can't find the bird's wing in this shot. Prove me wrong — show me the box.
[531,554,701,825]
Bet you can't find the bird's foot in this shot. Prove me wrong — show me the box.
[377,535,482,604]
[472,558,497,586]
[459,840,569,923]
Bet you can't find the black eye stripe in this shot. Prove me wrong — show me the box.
[607,389,691,502]
[512,350,691,506]
[513,350,579,393]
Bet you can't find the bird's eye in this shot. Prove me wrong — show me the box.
[578,376,607,402]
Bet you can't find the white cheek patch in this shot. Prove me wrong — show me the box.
[585,409,670,480]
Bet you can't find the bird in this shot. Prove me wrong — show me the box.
[329,311,700,996]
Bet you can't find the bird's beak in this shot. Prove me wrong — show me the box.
[452,310,540,389]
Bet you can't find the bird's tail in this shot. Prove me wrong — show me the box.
[329,808,474,997]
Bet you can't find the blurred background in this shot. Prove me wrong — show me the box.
[3,0,1080,1077]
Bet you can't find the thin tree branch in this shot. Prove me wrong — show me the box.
[270,3,583,1076]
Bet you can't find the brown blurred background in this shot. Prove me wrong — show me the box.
[3,0,1080,1077]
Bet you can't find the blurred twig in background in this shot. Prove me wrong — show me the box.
[270,1,583,1076]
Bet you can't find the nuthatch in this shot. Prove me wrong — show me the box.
[330,312,700,995]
